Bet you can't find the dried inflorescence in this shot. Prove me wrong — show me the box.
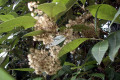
[27,1,98,76]
[66,13,100,38]
[28,48,61,75]
[28,1,57,45]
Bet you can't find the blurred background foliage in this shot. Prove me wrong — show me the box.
[0,0,120,80]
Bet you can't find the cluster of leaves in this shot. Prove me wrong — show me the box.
[0,0,120,80]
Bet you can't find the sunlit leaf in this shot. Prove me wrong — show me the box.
[0,16,36,33]
[38,3,66,18]
[108,30,120,61]
[92,40,108,64]
[58,38,89,57]
[52,0,77,9]
[52,0,77,19]
[0,0,8,6]
[0,15,14,21]
[109,7,120,27]
[87,4,120,23]
[81,0,86,5]
[0,67,15,80]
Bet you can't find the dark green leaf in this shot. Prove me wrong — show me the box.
[10,68,34,72]
[91,40,108,64]
[83,65,96,71]
[38,3,66,18]
[23,30,45,37]
[108,31,120,61]
[87,4,120,23]
[90,73,105,80]
[114,72,120,80]
[58,38,89,57]
[33,77,43,80]
[0,16,36,33]
[76,78,86,80]
[0,67,15,80]
[105,68,115,80]
[0,56,9,68]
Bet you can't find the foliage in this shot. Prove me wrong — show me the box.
[0,0,120,80]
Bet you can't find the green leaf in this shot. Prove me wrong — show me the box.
[105,68,115,80]
[83,65,96,71]
[0,52,7,65]
[109,7,120,27]
[91,40,108,64]
[8,12,18,17]
[10,68,34,72]
[38,3,66,18]
[23,30,45,37]
[0,0,8,6]
[71,75,77,80]
[90,73,105,80]
[81,0,86,5]
[0,33,12,44]
[52,0,77,19]
[94,5,101,37]
[0,56,9,68]
[87,4,120,23]
[0,67,15,80]
[0,49,3,53]
[0,16,36,33]
[64,62,76,67]
[33,77,43,80]
[58,38,89,57]
[0,15,15,21]
[108,31,120,61]
[52,0,77,9]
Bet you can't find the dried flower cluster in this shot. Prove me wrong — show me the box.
[27,1,98,76]
[28,1,57,45]
[28,48,61,75]
[27,2,63,75]
[66,13,100,38]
